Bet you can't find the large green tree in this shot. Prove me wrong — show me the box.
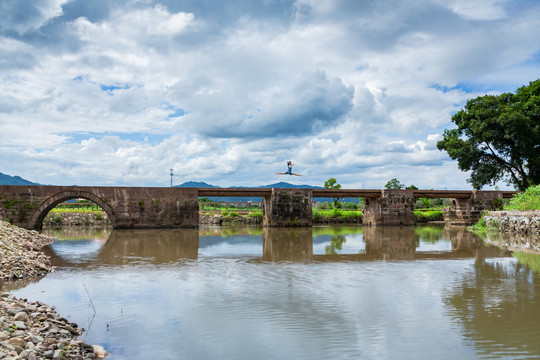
[384,178,404,189]
[324,178,341,207]
[437,79,540,190]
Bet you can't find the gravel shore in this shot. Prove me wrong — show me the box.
[1,220,105,359]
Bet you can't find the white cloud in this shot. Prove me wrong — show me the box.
[0,0,71,34]
[440,0,509,20]
[0,0,538,190]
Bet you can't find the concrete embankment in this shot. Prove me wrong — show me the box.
[0,220,104,359]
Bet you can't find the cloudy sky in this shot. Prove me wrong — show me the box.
[1,0,539,189]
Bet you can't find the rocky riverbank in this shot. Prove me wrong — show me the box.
[0,220,104,359]
[0,221,57,283]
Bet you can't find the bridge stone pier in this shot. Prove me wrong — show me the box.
[362,190,415,226]
[443,190,504,226]
[263,189,313,227]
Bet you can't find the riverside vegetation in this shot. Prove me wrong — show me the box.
[468,185,540,274]
[470,184,540,232]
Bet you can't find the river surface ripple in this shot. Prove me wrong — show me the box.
[11,225,540,360]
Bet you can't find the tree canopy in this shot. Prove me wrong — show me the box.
[437,79,540,190]
[384,178,404,189]
[324,178,342,207]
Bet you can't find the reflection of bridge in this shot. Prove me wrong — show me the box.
[43,226,511,268]
[0,185,516,229]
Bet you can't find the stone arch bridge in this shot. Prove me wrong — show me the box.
[0,185,516,229]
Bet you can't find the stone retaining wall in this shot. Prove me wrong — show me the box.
[42,211,112,227]
[199,213,261,225]
[484,210,540,236]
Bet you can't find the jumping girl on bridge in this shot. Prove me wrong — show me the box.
[275,161,302,176]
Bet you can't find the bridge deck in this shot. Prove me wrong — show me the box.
[197,188,517,198]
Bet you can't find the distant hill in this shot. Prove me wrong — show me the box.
[176,181,322,189]
[176,181,220,188]
[175,181,358,203]
[257,182,323,189]
[0,172,39,185]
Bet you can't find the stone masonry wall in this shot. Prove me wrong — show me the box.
[443,191,503,226]
[42,212,112,227]
[363,190,414,226]
[263,189,312,227]
[484,210,540,236]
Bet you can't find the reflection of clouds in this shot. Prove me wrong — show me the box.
[198,242,263,257]
[442,257,540,358]
[48,239,105,263]
[416,239,452,252]
[313,233,366,254]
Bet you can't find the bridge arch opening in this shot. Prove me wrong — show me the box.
[29,191,116,230]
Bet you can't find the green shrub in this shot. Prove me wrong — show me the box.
[95,212,104,221]
[505,185,540,211]
[247,211,263,221]
[414,210,443,222]
[468,214,487,232]
[331,208,342,217]
[53,213,63,224]
[318,202,330,210]
[312,208,321,220]
[224,211,239,218]
[344,202,358,210]
[343,211,362,219]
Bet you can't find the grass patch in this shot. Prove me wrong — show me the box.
[49,208,103,214]
[222,210,240,218]
[313,209,363,218]
[414,210,443,222]
[247,211,263,221]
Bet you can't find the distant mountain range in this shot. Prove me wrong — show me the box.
[0,172,39,185]
[175,181,357,203]
[175,180,323,190]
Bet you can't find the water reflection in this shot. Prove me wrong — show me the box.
[11,225,540,360]
[41,225,515,266]
[262,227,313,261]
[485,230,540,254]
[443,258,540,358]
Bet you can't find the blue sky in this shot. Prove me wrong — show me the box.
[1,0,539,189]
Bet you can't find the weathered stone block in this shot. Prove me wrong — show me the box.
[363,190,414,226]
[263,189,312,227]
